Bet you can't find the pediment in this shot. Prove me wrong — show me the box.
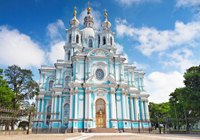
[87,48,113,57]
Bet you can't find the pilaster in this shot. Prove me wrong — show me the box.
[134,97,139,121]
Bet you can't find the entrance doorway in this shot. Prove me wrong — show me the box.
[95,98,106,128]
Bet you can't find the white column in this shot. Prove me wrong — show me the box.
[110,92,116,119]
[141,100,145,121]
[129,72,131,86]
[120,62,124,81]
[41,99,44,119]
[54,96,57,119]
[37,99,40,119]
[138,78,141,90]
[134,97,139,120]
[74,92,78,119]
[43,74,46,90]
[126,95,130,119]
[69,92,73,119]
[88,91,91,119]
[56,69,59,84]
[75,59,78,80]
[60,69,63,85]
[88,59,91,77]
[85,92,88,119]
[130,97,134,120]
[122,93,126,119]
[132,72,135,87]
[85,59,88,80]
[145,101,149,121]
[51,95,54,119]
[59,95,62,120]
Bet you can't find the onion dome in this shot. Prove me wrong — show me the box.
[69,6,80,28]
[84,2,94,28]
[101,9,111,30]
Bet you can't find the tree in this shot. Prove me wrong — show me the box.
[4,65,39,109]
[149,102,170,129]
[0,69,16,108]
[169,66,200,130]
[4,65,39,130]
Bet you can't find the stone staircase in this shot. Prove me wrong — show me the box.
[89,128,119,133]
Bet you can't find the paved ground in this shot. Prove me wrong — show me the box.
[0,133,81,140]
[0,133,200,140]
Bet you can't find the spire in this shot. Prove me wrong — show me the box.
[101,8,111,30]
[83,1,94,28]
[69,6,80,28]
[87,1,91,15]
[104,8,108,19]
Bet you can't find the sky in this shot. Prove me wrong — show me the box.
[0,0,200,103]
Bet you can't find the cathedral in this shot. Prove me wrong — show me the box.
[33,4,150,133]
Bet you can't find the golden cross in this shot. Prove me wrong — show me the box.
[104,8,107,13]
[74,6,77,11]
[86,1,91,7]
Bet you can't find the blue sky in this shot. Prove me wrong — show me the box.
[0,0,200,103]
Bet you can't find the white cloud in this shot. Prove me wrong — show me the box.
[47,41,65,64]
[160,48,198,73]
[0,26,45,68]
[133,61,149,69]
[145,71,184,103]
[46,19,65,42]
[116,18,200,56]
[46,20,66,65]
[116,0,160,6]
[176,0,200,20]
[176,0,200,7]
[78,8,102,29]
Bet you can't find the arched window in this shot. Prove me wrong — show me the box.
[63,104,70,126]
[49,81,54,91]
[69,34,71,43]
[68,51,71,60]
[98,35,100,47]
[65,76,71,88]
[76,35,79,43]
[103,36,106,45]
[110,37,112,45]
[89,39,93,48]
[46,105,51,125]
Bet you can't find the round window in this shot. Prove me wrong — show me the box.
[95,69,104,80]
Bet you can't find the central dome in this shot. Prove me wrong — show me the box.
[82,27,94,38]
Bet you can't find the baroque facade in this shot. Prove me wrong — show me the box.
[33,5,150,133]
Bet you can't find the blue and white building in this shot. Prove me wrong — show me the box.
[33,6,150,133]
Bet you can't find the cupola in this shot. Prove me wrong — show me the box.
[84,2,94,28]
[101,9,111,30]
[69,6,80,28]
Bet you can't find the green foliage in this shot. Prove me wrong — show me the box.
[4,65,39,109]
[169,66,200,129]
[0,69,16,108]
[149,102,170,129]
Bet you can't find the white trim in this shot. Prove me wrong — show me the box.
[54,96,57,119]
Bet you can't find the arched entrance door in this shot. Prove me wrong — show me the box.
[95,98,106,128]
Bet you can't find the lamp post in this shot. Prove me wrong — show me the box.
[173,99,179,130]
